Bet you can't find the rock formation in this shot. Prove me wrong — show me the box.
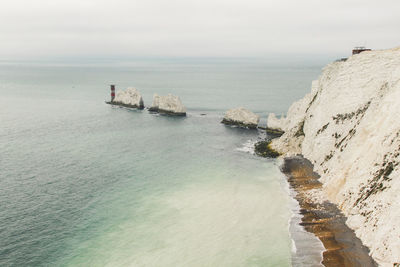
[112,87,144,109]
[149,94,186,116]
[221,107,259,129]
[268,47,400,266]
[148,94,160,112]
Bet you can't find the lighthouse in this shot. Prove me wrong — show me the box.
[110,85,115,102]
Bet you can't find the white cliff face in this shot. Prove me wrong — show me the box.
[222,107,260,128]
[114,87,144,108]
[269,47,400,266]
[150,94,186,115]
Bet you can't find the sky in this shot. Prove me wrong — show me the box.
[0,0,399,60]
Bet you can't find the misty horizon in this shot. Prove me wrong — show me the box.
[1,0,399,61]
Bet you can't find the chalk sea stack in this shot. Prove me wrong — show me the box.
[112,87,144,109]
[221,107,259,129]
[148,94,160,112]
[149,94,186,116]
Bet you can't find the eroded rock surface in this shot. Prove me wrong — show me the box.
[149,94,186,116]
[221,107,259,129]
[113,87,144,109]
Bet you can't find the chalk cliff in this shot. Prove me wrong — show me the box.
[149,94,186,116]
[113,87,144,109]
[222,107,260,129]
[268,47,400,266]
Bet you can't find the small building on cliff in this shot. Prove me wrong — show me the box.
[352,46,371,55]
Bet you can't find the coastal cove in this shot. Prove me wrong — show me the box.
[0,59,325,266]
[2,0,400,265]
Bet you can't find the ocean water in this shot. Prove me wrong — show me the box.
[0,59,324,266]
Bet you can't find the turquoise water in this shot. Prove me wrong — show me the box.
[0,59,322,266]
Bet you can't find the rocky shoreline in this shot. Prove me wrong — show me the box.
[281,156,377,267]
[266,47,400,265]
[253,130,377,266]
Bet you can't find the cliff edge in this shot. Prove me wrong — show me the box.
[269,47,400,266]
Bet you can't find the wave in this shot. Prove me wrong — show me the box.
[276,158,324,267]
[235,139,256,154]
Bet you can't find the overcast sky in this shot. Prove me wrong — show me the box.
[1,0,399,60]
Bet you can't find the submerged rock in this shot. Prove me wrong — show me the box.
[221,107,259,129]
[112,87,144,109]
[149,94,186,116]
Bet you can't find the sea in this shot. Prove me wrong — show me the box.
[0,58,325,266]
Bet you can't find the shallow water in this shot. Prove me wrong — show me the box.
[0,59,323,266]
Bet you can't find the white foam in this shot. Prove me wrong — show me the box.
[235,139,256,154]
[276,163,324,267]
[288,188,324,267]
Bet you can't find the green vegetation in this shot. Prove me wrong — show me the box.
[254,140,281,158]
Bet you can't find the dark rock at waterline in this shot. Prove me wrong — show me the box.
[257,127,285,138]
[254,140,281,158]
[221,118,258,129]
[148,106,158,112]
[221,107,260,129]
[159,109,186,116]
[105,101,144,110]
[266,127,284,138]
[148,106,186,116]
